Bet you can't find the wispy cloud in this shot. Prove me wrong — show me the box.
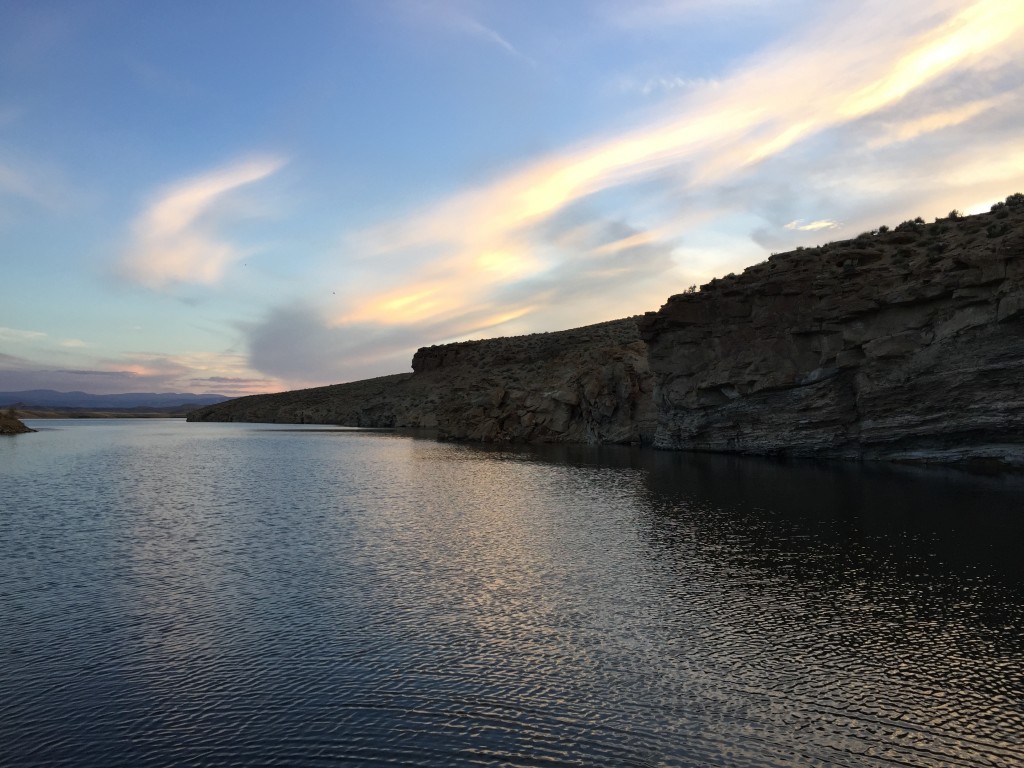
[603,0,801,30]
[407,3,538,68]
[616,76,719,97]
[866,96,1004,149]
[121,155,286,290]
[453,16,537,67]
[0,105,80,217]
[0,347,284,396]
[785,219,839,232]
[0,326,47,342]
[0,158,74,211]
[328,0,1024,344]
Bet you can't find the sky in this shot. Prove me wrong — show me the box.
[2,0,1023,396]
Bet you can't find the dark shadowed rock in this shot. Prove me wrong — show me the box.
[188,318,655,445]
[0,411,36,435]
[410,319,654,444]
[638,197,1024,467]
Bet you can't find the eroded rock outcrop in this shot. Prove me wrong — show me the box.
[188,319,655,444]
[412,319,654,443]
[638,198,1024,466]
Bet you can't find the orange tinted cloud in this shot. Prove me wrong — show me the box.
[336,0,1024,333]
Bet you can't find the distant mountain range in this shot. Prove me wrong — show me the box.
[0,390,231,409]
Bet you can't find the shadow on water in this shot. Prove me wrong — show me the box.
[472,443,1024,764]
[477,442,1024,583]
[471,441,1024,665]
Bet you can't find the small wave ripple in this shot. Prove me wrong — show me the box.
[1,421,1022,766]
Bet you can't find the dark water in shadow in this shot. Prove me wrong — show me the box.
[2,420,1022,767]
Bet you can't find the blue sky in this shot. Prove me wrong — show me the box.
[2,0,1023,395]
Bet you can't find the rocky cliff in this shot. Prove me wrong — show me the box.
[188,318,655,444]
[638,195,1024,466]
[189,194,1024,466]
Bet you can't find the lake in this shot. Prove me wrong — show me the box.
[2,419,1022,767]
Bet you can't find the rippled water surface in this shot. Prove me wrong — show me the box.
[2,420,1023,767]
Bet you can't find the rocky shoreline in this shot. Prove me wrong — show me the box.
[0,411,36,435]
[189,195,1024,467]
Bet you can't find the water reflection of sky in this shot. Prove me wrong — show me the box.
[2,421,1022,767]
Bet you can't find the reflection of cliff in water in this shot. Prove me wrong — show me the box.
[491,441,1024,763]
[651,451,1024,585]
[492,441,1024,585]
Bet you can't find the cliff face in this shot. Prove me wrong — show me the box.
[188,319,655,444]
[411,319,654,443]
[190,197,1024,466]
[638,198,1024,466]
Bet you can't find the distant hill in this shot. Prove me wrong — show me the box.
[0,390,230,409]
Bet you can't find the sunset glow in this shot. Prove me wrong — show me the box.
[2,0,1023,394]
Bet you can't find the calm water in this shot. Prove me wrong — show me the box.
[2,420,1023,767]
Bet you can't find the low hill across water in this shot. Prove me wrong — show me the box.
[12,405,213,419]
[0,390,229,409]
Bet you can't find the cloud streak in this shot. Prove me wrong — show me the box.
[0,347,284,397]
[121,155,285,290]
[333,0,1024,337]
[0,155,81,216]
[785,220,839,232]
[455,17,537,68]
[616,76,720,97]
[603,0,792,29]
[411,3,538,68]
[0,326,47,342]
[211,0,1024,390]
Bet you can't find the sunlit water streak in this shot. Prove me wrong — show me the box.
[1,420,1022,767]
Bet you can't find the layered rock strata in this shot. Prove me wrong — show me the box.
[188,319,655,444]
[638,200,1024,466]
